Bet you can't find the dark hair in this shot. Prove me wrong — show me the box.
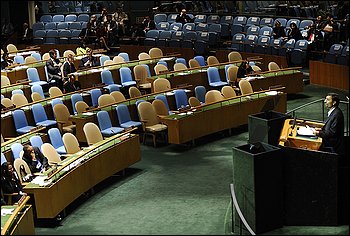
[49,49,56,57]
[1,162,11,177]
[327,93,340,107]
[22,144,33,160]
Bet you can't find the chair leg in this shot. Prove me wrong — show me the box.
[153,133,157,147]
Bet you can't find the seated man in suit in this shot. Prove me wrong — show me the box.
[19,22,33,44]
[46,49,63,89]
[314,93,345,155]
[78,48,100,69]
[63,74,81,94]
[22,144,50,174]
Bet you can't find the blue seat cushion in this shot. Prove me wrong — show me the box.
[120,121,142,128]
[17,126,35,134]
[55,145,67,154]
[209,81,228,87]
[101,127,124,136]
[122,81,137,87]
[36,120,57,127]
[29,81,48,86]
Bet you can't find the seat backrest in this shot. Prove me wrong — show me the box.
[260,17,274,27]
[149,47,163,58]
[14,159,32,184]
[24,56,37,64]
[153,78,171,92]
[11,143,24,160]
[207,15,220,24]
[27,68,40,82]
[119,67,134,84]
[62,133,80,154]
[189,59,200,68]
[294,39,309,50]
[133,65,148,84]
[129,87,142,98]
[188,97,201,107]
[42,53,50,61]
[268,61,280,71]
[227,65,239,83]
[99,55,110,67]
[65,14,77,22]
[13,110,29,130]
[247,25,260,35]
[252,65,262,72]
[11,89,24,96]
[63,50,75,58]
[239,80,253,95]
[30,135,44,149]
[31,92,43,102]
[49,86,63,97]
[154,64,169,75]
[156,21,169,31]
[101,69,114,85]
[48,128,65,150]
[71,93,83,113]
[173,63,188,71]
[31,84,45,98]
[154,13,167,24]
[207,56,220,66]
[118,52,130,62]
[1,75,10,86]
[169,22,182,31]
[1,98,14,108]
[110,91,126,103]
[205,90,224,104]
[194,56,206,66]
[194,86,206,103]
[183,23,195,32]
[103,59,113,66]
[41,143,62,165]
[138,52,151,60]
[98,94,115,107]
[1,152,7,165]
[83,122,103,145]
[14,55,25,64]
[32,103,49,123]
[221,86,237,99]
[53,103,71,126]
[40,15,52,22]
[246,16,260,26]
[52,14,64,22]
[207,67,221,84]
[174,89,189,109]
[97,110,113,131]
[152,99,169,117]
[90,88,102,107]
[7,44,17,54]
[116,104,132,124]
[113,56,125,64]
[329,44,344,55]
[137,101,160,127]
[233,16,247,25]
[11,94,29,107]
[75,101,89,114]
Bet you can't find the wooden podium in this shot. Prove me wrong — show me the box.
[279,118,323,151]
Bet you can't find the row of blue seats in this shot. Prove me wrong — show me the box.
[33,21,87,32]
[33,29,82,45]
[39,14,90,23]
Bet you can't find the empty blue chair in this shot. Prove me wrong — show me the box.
[142,64,151,77]
[195,86,206,104]
[220,16,233,37]
[168,31,183,47]
[246,16,260,29]
[119,67,136,87]
[144,30,159,46]
[182,31,196,48]
[194,15,207,24]
[207,15,220,24]
[255,36,271,54]
[246,25,260,36]
[11,89,24,96]
[31,52,42,61]
[101,69,122,92]
[244,35,258,53]
[118,52,130,62]
[325,44,344,64]
[81,22,88,29]
[230,33,245,51]
[57,22,69,30]
[48,128,66,154]
[31,84,45,99]
[174,89,189,110]
[337,46,349,65]
[157,61,168,67]
[77,14,89,22]
[1,95,4,100]
[194,56,206,67]
[27,68,48,86]
[97,111,124,137]
[182,23,195,33]
[280,38,296,56]
[135,99,146,109]
[231,24,244,36]
[157,31,172,47]
[1,153,7,165]
[156,22,169,31]
[290,39,309,65]
[155,95,174,115]
[65,14,77,22]
[30,135,44,149]
[220,15,234,25]
[99,55,110,67]
[33,30,46,44]
[195,23,208,32]
[14,55,24,64]
[32,103,57,128]
[32,22,44,32]
[116,104,142,128]
[40,15,52,23]
[71,93,83,114]
[259,18,274,27]
[90,88,102,107]
[259,26,273,37]
[270,38,283,55]
[52,14,64,22]
[51,98,63,117]
[12,110,35,135]
[224,64,234,83]
[45,22,57,30]
[71,29,82,44]
[58,29,72,44]
[167,14,178,23]
[175,58,187,67]
[11,143,23,160]
[169,22,182,31]
[233,16,247,25]
[207,67,228,88]
[45,30,59,44]
[69,22,82,30]
[154,14,167,24]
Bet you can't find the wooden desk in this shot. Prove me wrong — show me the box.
[309,60,349,91]
[160,91,287,144]
[24,133,141,219]
[1,82,31,100]
[279,118,323,150]
[1,196,35,235]
[1,62,46,84]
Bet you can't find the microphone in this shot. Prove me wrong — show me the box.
[291,116,297,129]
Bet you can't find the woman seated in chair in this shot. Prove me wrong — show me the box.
[1,162,26,203]
[22,144,49,174]
[236,60,254,87]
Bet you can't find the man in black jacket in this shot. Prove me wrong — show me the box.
[78,48,100,69]
[314,93,345,155]
[22,145,50,174]
[175,9,193,24]
[46,49,63,89]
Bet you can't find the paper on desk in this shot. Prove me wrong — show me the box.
[82,112,94,116]
[177,72,189,75]
[265,91,278,96]
[297,126,316,136]
[31,176,52,186]
[159,57,174,61]
[1,208,14,216]
[165,92,174,96]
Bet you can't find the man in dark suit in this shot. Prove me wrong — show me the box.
[19,22,33,44]
[175,9,193,24]
[78,48,100,69]
[46,49,63,89]
[22,145,50,174]
[314,93,345,155]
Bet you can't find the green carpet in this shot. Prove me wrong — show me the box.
[35,84,349,235]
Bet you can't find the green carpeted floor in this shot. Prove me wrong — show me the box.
[35,84,349,235]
